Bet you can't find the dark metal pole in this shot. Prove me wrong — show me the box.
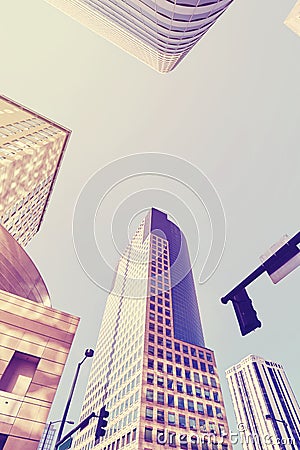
[55,356,86,447]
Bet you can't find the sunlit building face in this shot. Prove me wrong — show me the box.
[45,0,234,73]
[73,208,233,450]
[0,95,70,247]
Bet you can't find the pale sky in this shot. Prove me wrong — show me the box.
[1,1,300,448]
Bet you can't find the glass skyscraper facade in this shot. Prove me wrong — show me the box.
[45,0,234,73]
[73,208,232,450]
[226,355,300,450]
[0,95,70,246]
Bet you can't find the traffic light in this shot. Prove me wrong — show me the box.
[95,405,109,441]
[231,288,262,336]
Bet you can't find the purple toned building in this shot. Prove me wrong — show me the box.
[73,208,232,450]
[45,0,234,73]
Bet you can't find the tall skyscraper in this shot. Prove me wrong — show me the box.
[45,0,234,73]
[73,208,232,450]
[284,1,300,37]
[0,94,71,247]
[226,355,300,450]
[0,224,79,450]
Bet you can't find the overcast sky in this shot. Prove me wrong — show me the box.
[1,1,299,447]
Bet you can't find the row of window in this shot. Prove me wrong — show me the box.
[144,427,229,449]
[145,403,222,424]
[147,358,217,387]
[147,350,214,374]
[149,321,172,336]
[145,389,220,407]
[147,330,214,362]
[102,428,136,450]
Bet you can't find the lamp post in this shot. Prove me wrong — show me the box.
[55,349,94,448]
[40,420,74,450]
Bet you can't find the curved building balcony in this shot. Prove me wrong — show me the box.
[0,224,50,306]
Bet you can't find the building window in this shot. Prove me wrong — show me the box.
[198,350,204,359]
[146,407,153,420]
[204,389,210,400]
[177,381,183,393]
[150,303,155,311]
[158,315,163,324]
[157,349,164,359]
[175,354,181,364]
[199,419,206,431]
[184,357,190,367]
[166,339,172,349]
[206,353,213,362]
[219,424,226,437]
[185,370,191,380]
[202,375,209,385]
[144,427,153,442]
[168,394,175,407]
[179,414,186,428]
[157,362,164,372]
[189,417,197,430]
[211,378,217,387]
[191,435,199,450]
[197,403,204,415]
[194,372,200,383]
[0,434,8,450]
[166,352,172,361]
[157,392,164,404]
[176,367,182,377]
[167,365,173,375]
[166,329,172,337]
[216,407,223,419]
[175,342,180,351]
[186,385,193,395]
[158,326,163,334]
[200,362,207,372]
[157,361,164,372]
[0,351,40,396]
[146,389,153,401]
[208,365,215,374]
[157,336,164,346]
[157,429,166,445]
[147,373,154,384]
[157,410,165,423]
[213,392,220,402]
[149,323,155,331]
[166,319,171,327]
[183,345,188,354]
[207,405,214,417]
[188,400,195,412]
[148,333,155,342]
[148,346,154,356]
[192,360,198,369]
[178,397,185,410]
[167,379,173,389]
[168,412,176,426]
[148,359,154,369]
[180,434,188,449]
[157,377,164,388]
[195,387,202,398]
[158,306,163,314]
[169,432,176,447]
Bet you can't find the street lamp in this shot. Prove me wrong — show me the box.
[55,349,94,447]
[265,414,287,425]
[41,420,74,450]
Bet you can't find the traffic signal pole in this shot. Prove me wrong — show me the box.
[55,413,96,450]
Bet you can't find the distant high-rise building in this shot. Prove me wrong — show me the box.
[0,95,70,246]
[0,224,79,450]
[284,1,300,37]
[226,355,300,450]
[38,422,56,450]
[73,208,233,450]
[45,0,234,73]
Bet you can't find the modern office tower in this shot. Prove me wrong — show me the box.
[37,422,56,450]
[0,224,79,450]
[284,1,300,37]
[0,94,71,247]
[226,355,300,450]
[73,208,232,450]
[45,0,234,73]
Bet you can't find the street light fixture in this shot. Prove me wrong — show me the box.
[55,349,94,448]
[40,420,74,450]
